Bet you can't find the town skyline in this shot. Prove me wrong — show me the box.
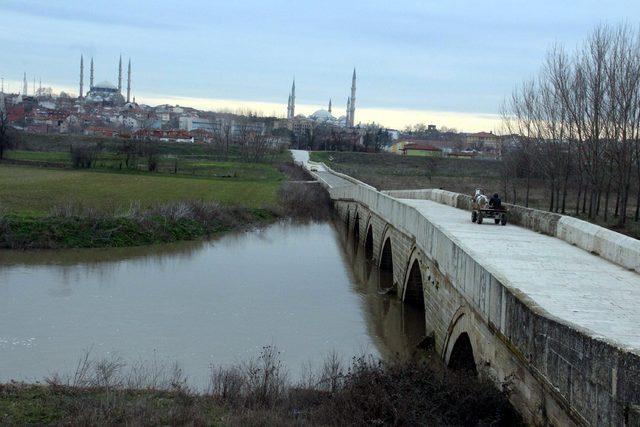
[1,68,502,133]
[3,0,637,132]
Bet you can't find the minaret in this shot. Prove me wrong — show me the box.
[118,55,122,92]
[346,97,350,125]
[23,72,28,96]
[79,55,84,98]
[348,68,356,127]
[287,94,291,119]
[328,99,332,114]
[90,57,94,89]
[126,59,131,103]
[290,78,295,118]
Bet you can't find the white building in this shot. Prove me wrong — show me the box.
[179,115,217,132]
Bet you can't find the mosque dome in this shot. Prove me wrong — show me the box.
[310,109,335,122]
[94,81,117,90]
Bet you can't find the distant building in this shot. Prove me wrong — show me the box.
[402,143,443,157]
[179,116,215,132]
[289,116,314,136]
[84,81,125,105]
[231,121,266,136]
[387,140,407,154]
[464,131,500,151]
[285,69,356,128]
[78,55,132,106]
[85,126,118,137]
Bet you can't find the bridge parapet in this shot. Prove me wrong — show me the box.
[384,189,640,274]
[329,183,640,426]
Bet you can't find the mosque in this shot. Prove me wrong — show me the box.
[286,69,357,128]
[78,55,132,105]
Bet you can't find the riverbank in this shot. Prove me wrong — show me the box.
[0,202,277,249]
[0,184,331,249]
[0,350,521,426]
[1,158,331,249]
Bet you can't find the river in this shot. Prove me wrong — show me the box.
[0,221,425,390]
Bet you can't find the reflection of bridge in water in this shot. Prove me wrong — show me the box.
[333,220,426,362]
[294,150,640,427]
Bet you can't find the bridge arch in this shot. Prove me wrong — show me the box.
[353,212,360,240]
[444,310,478,375]
[364,224,374,260]
[448,333,477,374]
[402,259,425,309]
[378,236,394,291]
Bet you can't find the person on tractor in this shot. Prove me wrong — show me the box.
[489,193,502,209]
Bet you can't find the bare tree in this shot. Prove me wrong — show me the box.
[0,110,18,160]
[504,24,640,226]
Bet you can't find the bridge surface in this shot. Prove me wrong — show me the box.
[291,149,640,426]
[401,198,640,350]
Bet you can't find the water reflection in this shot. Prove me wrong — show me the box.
[0,220,425,389]
[332,220,426,361]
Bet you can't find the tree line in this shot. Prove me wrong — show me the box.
[502,24,640,226]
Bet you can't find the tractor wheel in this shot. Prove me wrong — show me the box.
[494,218,500,224]
[471,211,477,223]
[477,213,483,224]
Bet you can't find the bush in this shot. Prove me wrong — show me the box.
[278,182,332,221]
[2,348,522,425]
[70,144,101,168]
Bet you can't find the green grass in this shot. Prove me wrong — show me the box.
[5,150,71,163]
[310,151,503,197]
[0,164,283,215]
[5,147,291,180]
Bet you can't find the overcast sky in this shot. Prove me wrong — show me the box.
[1,0,637,130]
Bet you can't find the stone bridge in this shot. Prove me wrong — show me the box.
[291,150,640,426]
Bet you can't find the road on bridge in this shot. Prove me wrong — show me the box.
[290,149,353,189]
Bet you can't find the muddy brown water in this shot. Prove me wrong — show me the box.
[0,221,425,389]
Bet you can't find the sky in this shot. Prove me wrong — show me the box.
[0,0,638,131]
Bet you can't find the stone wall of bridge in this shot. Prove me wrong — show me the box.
[330,185,640,427]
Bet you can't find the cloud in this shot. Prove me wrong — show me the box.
[0,0,186,31]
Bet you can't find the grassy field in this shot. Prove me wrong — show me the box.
[0,164,282,216]
[0,143,328,248]
[311,151,506,199]
[5,149,289,179]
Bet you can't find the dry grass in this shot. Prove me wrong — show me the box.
[1,347,522,426]
[278,182,332,221]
